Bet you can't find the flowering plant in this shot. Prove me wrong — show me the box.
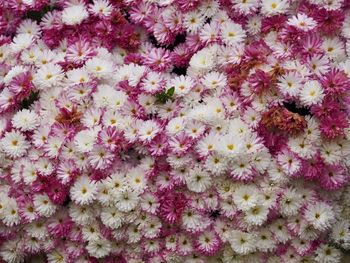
[1,0,350,262]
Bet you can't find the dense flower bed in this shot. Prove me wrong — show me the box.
[1,0,350,262]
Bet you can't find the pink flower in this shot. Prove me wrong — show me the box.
[320,164,348,190]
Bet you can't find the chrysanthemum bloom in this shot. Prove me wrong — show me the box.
[0,0,350,262]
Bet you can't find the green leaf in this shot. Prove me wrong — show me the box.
[155,87,175,104]
[166,86,175,97]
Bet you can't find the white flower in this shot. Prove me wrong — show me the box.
[89,0,113,17]
[201,71,227,90]
[314,244,342,263]
[261,0,289,16]
[233,185,260,211]
[233,0,259,15]
[114,63,146,87]
[217,134,243,157]
[127,168,147,193]
[17,19,41,37]
[279,188,303,217]
[86,239,112,258]
[331,221,350,247]
[66,68,90,84]
[256,229,276,252]
[33,194,57,217]
[69,204,95,225]
[170,75,195,96]
[62,3,89,26]
[11,33,33,52]
[1,198,20,227]
[277,72,302,97]
[0,131,30,158]
[70,176,98,205]
[33,63,64,89]
[270,219,291,243]
[74,129,98,153]
[322,37,345,61]
[300,80,324,106]
[100,206,124,229]
[85,57,114,78]
[115,189,139,212]
[244,205,269,226]
[227,230,256,255]
[0,240,25,263]
[287,13,317,31]
[189,46,217,73]
[166,117,186,135]
[12,109,39,131]
[320,141,342,165]
[186,166,212,193]
[137,120,160,142]
[220,21,246,45]
[277,150,301,176]
[304,203,335,231]
[183,11,206,33]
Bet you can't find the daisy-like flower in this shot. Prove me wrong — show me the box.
[218,133,243,157]
[201,71,227,90]
[304,202,335,231]
[86,239,112,258]
[189,47,216,73]
[261,0,289,16]
[183,11,206,33]
[88,145,114,170]
[33,63,64,89]
[70,176,98,205]
[300,80,324,106]
[137,120,160,142]
[233,0,259,15]
[12,109,39,132]
[195,231,221,256]
[277,150,301,176]
[186,166,212,193]
[74,129,98,153]
[279,188,303,217]
[227,230,256,255]
[88,0,113,17]
[233,185,260,211]
[287,13,317,31]
[0,131,30,158]
[220,21,246,45]
[11,33,33,52]
[115,189,139,212]
[62,3,89,26]
[127,168,148,193]
[244,204,269,226]
[314,244,342,263]
[277,72,302,97]
[85,57,114,79]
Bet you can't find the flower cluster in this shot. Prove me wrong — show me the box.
[1,0,350,262]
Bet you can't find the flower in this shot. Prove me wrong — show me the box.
[304,202,335,231]
[314,244,342,263]
[0,131,30,158]
[300,80,324,106]
[70,176,98,205]
[287,13,317,31]
[12,109,39,131]
[1,1,350,262]
[62,3,89,26]
[220,21,246,45]
[227,230,256,255]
